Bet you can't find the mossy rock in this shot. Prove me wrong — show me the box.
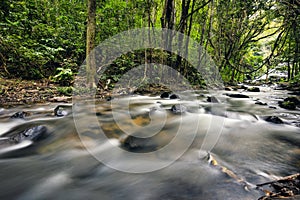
[278,97,300,110]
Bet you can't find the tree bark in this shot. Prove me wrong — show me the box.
[86,0,97,89]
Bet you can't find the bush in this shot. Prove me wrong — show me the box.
[51,68,74,86]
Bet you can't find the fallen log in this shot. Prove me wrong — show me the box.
[257,173,300,200]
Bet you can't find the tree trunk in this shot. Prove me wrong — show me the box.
[86,0,97,89]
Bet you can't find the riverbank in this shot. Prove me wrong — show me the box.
[1,77,299,107]
[0,78,72,107]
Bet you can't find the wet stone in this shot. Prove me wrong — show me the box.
[269,106,277,109]
[238,85,248,90]
[10,111,30,119]
[225,93,250,98]
[247,87,260,92]
[7,125,48,144]
[54,105,70,117]
[171,104,187,114]
[121,135,157,152]
[169,94,179,99]
[278,97,300,110]
[255,101,267,106]
[160,92,170,98]
[207,96,219,103]
[285,97,300,106]
[264,116,284,124]
[106,96,113,101]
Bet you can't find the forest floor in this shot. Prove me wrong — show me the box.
[0,77,299,107]
[0,78,72,107]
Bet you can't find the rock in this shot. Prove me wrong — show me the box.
[10,111,30,119]
[291,121,300,128]
[264,116,284,124]
[285,97,300,106]
[0,126,49,157]
[207,96,219,103]
[169,94,179,99]
[269,106,277,109]
[279,101,296,110]
[278,97,299,110]
[236,85,248,90]
[204,107,227,117]
[171,104,187,114]
[255,101,267,106]
[10,125,48,143]
[160,92,170,98]
[106,96,113,101]
[247,87,260,92]
[224,87,232,91]
[121,135,157,152]
[54,106,68,117]
[225,93,250,98]
[288,91,300,96]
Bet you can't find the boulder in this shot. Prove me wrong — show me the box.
[169,94,180,99]
[160,92,170,98]
[278,97,299,110]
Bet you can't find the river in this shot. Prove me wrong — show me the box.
[0,85,299,200]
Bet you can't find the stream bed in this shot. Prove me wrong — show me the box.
[0,85,299,200]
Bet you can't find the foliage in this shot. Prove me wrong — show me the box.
[0,0,299,86]
[0,0,86,79]
[51,68,74,86]
[56,86,73,96]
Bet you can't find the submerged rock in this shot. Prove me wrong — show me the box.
[171,104,187,114]
[121,135,157,152]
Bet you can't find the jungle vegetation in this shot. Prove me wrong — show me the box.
[0,0,299,88]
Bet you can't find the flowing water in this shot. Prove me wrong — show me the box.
[0,86,299,200]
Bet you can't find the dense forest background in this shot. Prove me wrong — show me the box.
[0,0,299,88]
